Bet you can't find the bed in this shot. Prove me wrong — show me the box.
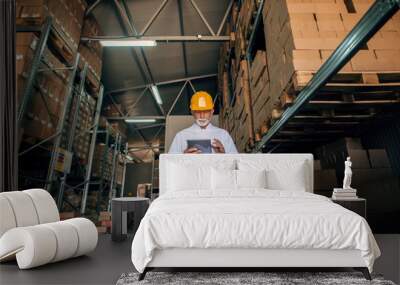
[131,154,380,280]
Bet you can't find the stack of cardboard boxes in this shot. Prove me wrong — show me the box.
[231,60,255,151]
[92,143,113,181]
[17,33,68,141]
[249,50,270,137]
[218,0,400,151]
[238,0,258,38]
[16,0,86,58]
[97,211,112,234]
[71,94,97,165]
[115,154,125,185]
[78,15,103,91]
[262,0,400,117]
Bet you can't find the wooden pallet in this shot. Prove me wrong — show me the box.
[292,71,400,91]
[279,70,400,110]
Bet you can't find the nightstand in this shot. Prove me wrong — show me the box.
[331,197,366,218]
[111,197,150,241]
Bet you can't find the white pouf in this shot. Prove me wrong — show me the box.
[0,226,57,269]
[0,189,98,269]
[65,218,98,257]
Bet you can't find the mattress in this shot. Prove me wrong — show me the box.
[131,190,380,273]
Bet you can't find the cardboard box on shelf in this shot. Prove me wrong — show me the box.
[99,211,111,221]
[17,0,86,52]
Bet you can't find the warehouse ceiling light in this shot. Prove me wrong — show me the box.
[125,119,157,123]
[150,85,163,105]
[100,40,157,47]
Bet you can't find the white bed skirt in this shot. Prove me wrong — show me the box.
[148,248,366,268]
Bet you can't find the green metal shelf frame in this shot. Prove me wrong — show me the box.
[253,0,400,152]
[17,17,82,192]
[227,0,264,108]
[90,124,126,214]
[16,16,108,214]
[56,63,89,208]
[80,85,105,214]
[56,79,106,212]
[108,133,123,211]
[17,17,52,126]
[120,142,128,197]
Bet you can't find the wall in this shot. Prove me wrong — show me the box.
[123,163,152,197]
[165,115,219,153]
[362,119,400,176]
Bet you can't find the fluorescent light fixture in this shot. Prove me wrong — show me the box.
[125,119,157,123]
[126,155,134,161]
[100,40,157,47]
[151,85,163,105]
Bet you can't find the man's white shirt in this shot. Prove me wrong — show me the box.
[168,123,238,154]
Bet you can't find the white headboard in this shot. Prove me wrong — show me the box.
[159,154,314,195]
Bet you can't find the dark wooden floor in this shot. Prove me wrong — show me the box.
[0,234,134,285]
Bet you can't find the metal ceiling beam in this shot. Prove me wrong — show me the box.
[107,93,126,116]
[131,123,166,131]
[140,0,170,36]
[81,35,230,42]
[188,80,196,93]
[129,147,163,152]
[217,0,234,36]
[112,0,154,146]
[125,87,149,116]
[167,81,188,116]
[254,0,400,152]
[113,0,166,143]
[189,0,215,35]
[112,0,149,84]
[121,0,166,116]
[107,116,166,120]
[177,0,191,114]
[85,0,102,16]
[107,73,217,95]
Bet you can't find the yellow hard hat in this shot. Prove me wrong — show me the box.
[190,91,214,111]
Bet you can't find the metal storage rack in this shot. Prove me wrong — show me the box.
[86,125,127,214]
[55,76,105,212]
[221,0,400,153]
[17,16,108,216]
[17,17,79,191]
[250,0,400,152]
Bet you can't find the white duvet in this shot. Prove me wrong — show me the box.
[131,190,380,273]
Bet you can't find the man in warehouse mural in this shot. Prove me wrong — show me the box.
[169,91,238,154]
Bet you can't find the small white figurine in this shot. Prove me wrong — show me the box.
[343,156,353,190]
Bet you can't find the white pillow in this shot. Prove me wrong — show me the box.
[236,169,267,189]
[168,162,211,191]
[266,164,307,191]
[211,168,236,190]
[167,158,237,192]
[238,160,308,191]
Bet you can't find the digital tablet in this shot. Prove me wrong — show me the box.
[187,139,212,154]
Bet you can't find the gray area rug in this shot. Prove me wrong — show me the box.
[116,271,396,285]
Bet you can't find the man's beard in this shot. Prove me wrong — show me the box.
[196,118,210,127]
